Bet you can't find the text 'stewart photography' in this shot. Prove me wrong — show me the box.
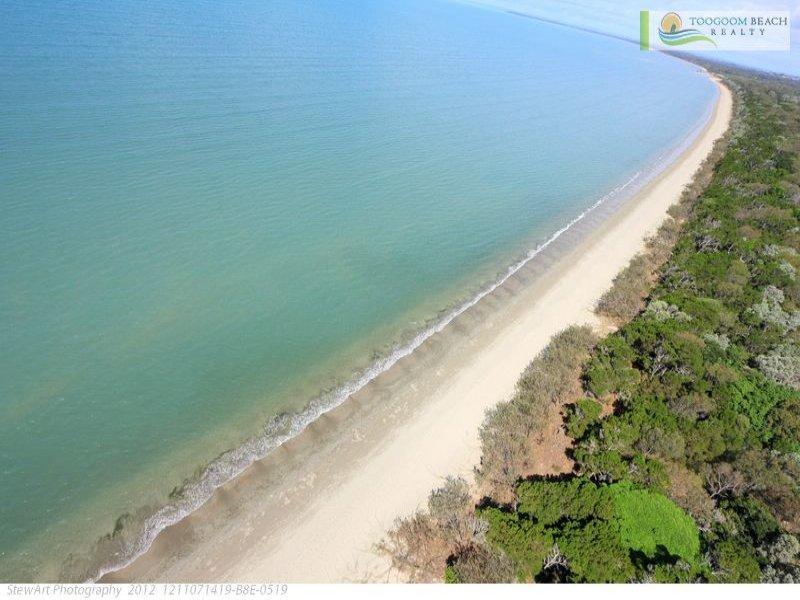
[1,0,799,596]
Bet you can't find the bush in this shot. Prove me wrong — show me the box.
[516,326,598,406]
[484,479,700,582]
[565,398,602,439]
[750,285,800,332]
[721,375,793,443]
[710,539,762,583]
[596,254,652,323]
[610,483,701,564]
[585,335,640,397]
[476,326,596,500]
[756,343,800,389]
[516,478,614,525]
[558,519,636,582]
[445,544,516,583]
[760,533,800,566]
[378,477,487,582]
[481,507,552,580]
[644,300,692,323]
[723,496,780,546]
[766,392,800,453]
[665,462,715,526]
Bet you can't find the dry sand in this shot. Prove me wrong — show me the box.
[105,75,732,584]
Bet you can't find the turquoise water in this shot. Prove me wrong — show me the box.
[0,0,715,581]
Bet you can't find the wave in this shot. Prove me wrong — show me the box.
[83,170,644,582]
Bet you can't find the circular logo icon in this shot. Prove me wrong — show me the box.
[660,12,682,33]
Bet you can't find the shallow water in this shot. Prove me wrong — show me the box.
[0,0,715,580]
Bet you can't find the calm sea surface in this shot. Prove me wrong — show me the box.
[0,0,715,580]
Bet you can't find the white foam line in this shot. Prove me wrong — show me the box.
[88,171,640,582]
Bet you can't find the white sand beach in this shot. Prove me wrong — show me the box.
[105,74,732,584]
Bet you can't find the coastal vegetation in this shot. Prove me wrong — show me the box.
[380,65,800,583]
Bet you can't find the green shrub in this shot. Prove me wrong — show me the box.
[766,392,800,453]
[723,496,779,546]
[721,375,793,442]
[485,479,700,582]
[710,539,762,583]
[516,479,613,525]
[481,507,552,580]
[610,483,701,564]
[558,519,635,582]
[565,398,602,439]
[585,335,640,397]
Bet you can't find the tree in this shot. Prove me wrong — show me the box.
[703,463,749,499]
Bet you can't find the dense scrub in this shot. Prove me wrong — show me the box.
[476,326,598,502]
[382,67,800,583]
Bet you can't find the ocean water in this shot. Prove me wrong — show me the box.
[0,0,716,581]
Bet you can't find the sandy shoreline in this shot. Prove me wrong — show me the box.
[104,74,732,584]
